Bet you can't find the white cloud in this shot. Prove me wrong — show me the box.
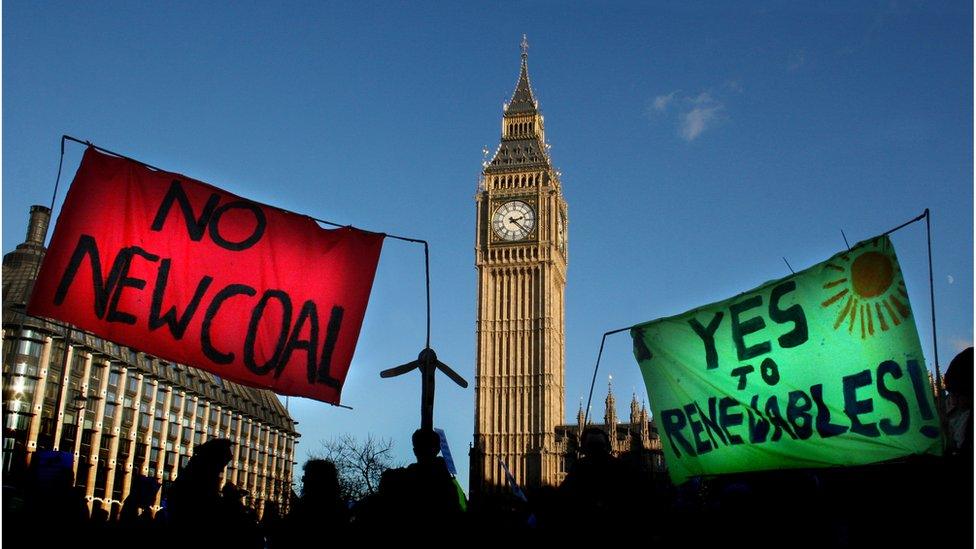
[647,87,729,141]
[680,104,722,141]
[947,274,954,284]
[652,91,678,112]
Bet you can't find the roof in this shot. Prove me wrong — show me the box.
[505,49,538,114]
[484,37,553,174]
[485,138,551,173]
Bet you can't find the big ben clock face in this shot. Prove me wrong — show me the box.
[492,200,536,241]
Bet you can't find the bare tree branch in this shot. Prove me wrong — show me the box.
[314,434,398,501]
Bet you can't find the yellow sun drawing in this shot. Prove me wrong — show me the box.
[820,239,910,339]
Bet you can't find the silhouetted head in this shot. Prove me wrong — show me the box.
[191,438,234,476]
[945,347,973,403]
[411,429,441,463]
[222,481,247,504]
[580,427,611,460]
[91,506,109,523]
[301,459,340,498]
[175,438,232,496]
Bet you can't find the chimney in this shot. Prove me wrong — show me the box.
[25,205,51,247]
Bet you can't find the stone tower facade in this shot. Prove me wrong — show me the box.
[470,37,568,497]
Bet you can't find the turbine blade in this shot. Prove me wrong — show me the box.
[380,360,420,378]
[436,360,469,388]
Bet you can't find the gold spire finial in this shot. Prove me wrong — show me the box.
[521,34,529,59]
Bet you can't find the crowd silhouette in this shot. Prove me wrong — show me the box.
[2,348,972,546]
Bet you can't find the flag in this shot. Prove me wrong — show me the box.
[499,459,527,502]
[29,147,384,405]
[434,428,457,476]
[631,235,941,483]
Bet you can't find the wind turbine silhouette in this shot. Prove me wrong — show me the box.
[378,240,468,432]
[381,347,468,432]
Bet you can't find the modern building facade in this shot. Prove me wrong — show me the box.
[2,205,300,517]
[471,37,569,497]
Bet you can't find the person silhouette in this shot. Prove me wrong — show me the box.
[944,347,973,464]
[166,438,233,539]
[120,473,160,527]
[375,429,462,533]
[942,346,973,542]
[558,427,632,525]
[277,459,349,546]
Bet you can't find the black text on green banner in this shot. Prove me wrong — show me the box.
[631,236,941,484]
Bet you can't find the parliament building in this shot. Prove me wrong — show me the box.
[470,39,662,499]
[2,205,300,518]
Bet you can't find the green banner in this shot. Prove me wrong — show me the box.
[631,236,942,484]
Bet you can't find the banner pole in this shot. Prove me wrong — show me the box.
[876,209,943,411]
[583,327,631,427]
[424,242,431,350]
[2,136,69,373]
[881,210,927,236]
[50,136,67,212]
[924,209,944,412]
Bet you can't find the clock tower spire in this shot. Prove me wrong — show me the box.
[471,37,568,498]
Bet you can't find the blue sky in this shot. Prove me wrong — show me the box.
[4,2,972,492]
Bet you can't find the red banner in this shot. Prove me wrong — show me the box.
[28,147,384,404]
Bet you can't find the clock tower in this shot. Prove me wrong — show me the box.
[471,37,568,498]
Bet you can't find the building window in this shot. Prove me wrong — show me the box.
[5,411,29,431]
[120,406,133,427]
[87,363,102,387]
[43,380,61,403]
[16,339,42,358]
[93,465,108,499]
